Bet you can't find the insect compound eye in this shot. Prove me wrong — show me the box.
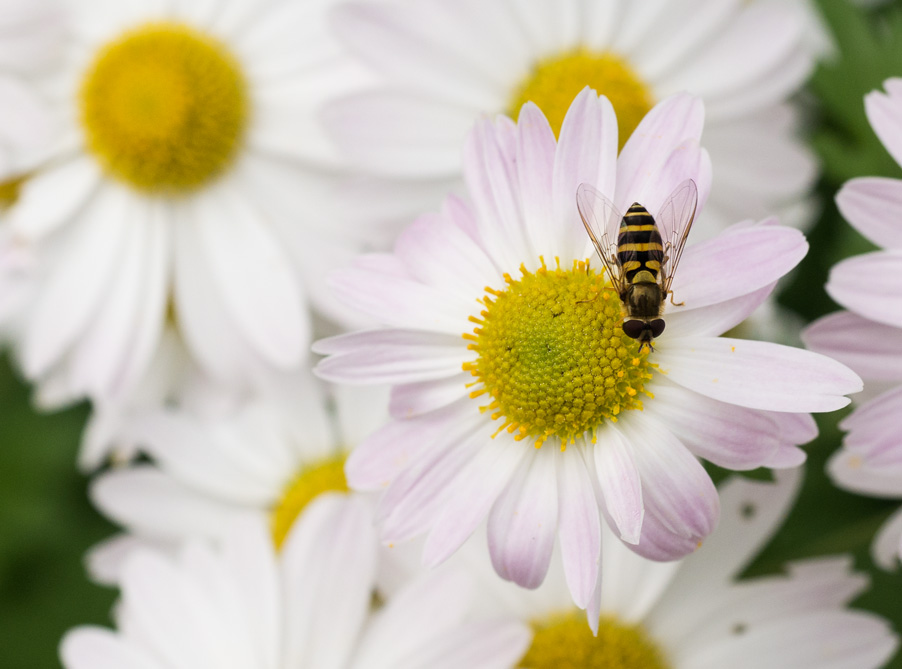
[621,320,646,339]
[649,319,666,337]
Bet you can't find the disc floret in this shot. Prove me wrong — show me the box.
[463,259,652,449]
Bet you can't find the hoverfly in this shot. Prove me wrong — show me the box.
[576,179,698,352]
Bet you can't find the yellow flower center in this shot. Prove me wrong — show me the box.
[79,22,248,193]
[270,455,348,549]
[509,50,653,147]
[521,611,670,669]
[463,259,652,449]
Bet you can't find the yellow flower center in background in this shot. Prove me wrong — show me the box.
[509,50,653,148]
[79,23,248,193]
[271,455,348,548]
[463,260,651,449]
[521,611,670,668]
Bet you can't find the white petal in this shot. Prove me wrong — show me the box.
[281,496,376,669]
[8,155,101,240]
[60,627,161,669]
[872,505,902,571]
[866,84,902,170]
[192,183,307,368]
[656,337,862,413]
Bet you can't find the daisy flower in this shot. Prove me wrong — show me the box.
[4,0,374,407]
[85,366,389,585]
[315,89,861,612]
[324,0,819,239]
[451,471,898,666]
[803,78,902,570]
[61,497,531,669]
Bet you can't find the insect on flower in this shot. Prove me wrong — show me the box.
[577,179,698,352]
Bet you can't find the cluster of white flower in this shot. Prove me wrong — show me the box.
[0,0,900,666]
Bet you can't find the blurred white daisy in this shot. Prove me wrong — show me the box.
[325,0,819,239]
[804,78,902,570]
[0,0,63,182]
[86,367,389,585]
[5,0,374,408]
[316,90,859,613]
[448,471,898,666]
[61,497,531,669]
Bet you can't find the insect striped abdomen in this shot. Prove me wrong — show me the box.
[617,204,664,284]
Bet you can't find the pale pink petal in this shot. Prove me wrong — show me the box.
[394,212,498,300]
[616,93,704,212]
[621,505,700,562]
[619,415,719,543]
[663,284,774,339]
[762,444,807,469]
[315,330,470,385]
[873,505,902,570]
[390,376,470,420]
[60,627,161,669]
[670,225,807,311]
[636,139,712,221]
[556,447,602,608]
[328,264,474,334]
[487,445,559,589]
[656,337,862,413]
[378,415,488,544]
[594,425,644,544]
[645,383,780,470]
[464,117,532,267]
[552,89,618,259]
[828,446,902,498]
[803,311,902,382]
[515,103,558,257]
[865,83,902,169]
[836,177,902,249]
[841,386,902,465]
[422,435,527,568]
[827,251,902,328]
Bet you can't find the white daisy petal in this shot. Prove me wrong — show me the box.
[8,155,101,240]
[281,496,376,669]
[656,337,862,413]
[872,506,902,571]
[60,627,161,669]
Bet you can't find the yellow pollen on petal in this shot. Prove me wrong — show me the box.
[509,49,653,148]
[463,259,652,449]
[520,611,670,669]
[79,22,249,193]
[270,455,348,549]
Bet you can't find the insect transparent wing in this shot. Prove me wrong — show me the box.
[656,179,698,295]
[576,183,626,293]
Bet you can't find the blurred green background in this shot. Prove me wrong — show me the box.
[3,0,902,666]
